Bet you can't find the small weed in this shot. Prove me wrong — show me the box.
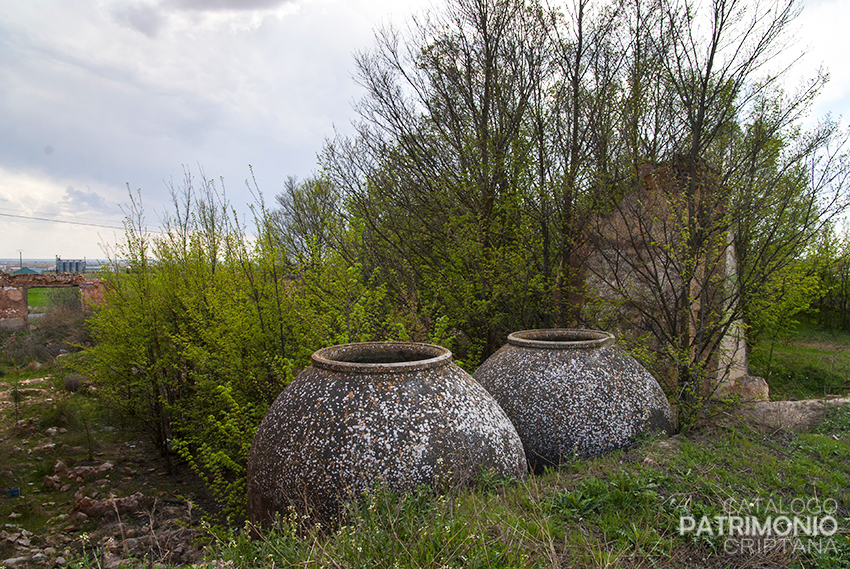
[475,468,519,494]
[11,379,23,418]
[40,398,79,429]
[812,403,850,435]
[551,468,664,519]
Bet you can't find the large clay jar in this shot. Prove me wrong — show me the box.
[247,341,527,526]
[474,329,675,472]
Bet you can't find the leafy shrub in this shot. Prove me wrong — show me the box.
[812,403,850,435]
[76,182,417,520]
[62,373,89,393]
[39,398,79,429]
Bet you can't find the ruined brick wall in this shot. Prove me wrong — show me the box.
[0,273,105,330]
[79,281,106,307]
[585,156,747,386]
[0,285,26,330]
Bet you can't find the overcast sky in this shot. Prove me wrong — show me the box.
[1,0,848,260]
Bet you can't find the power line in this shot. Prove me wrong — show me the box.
[0,206,124,226]
[0,211,127,230]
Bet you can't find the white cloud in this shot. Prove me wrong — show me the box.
[0,0,842,260]
[172,0,298,12]
[0,167,126,258]
[107,0,305,37]
[0,0,436,258]
[62,186,122,215]
[111,1,166,38]
[0,168,125,218]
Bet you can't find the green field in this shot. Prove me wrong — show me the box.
[25,287,52,308]
[26,287,81,312]
[750,317,850,401]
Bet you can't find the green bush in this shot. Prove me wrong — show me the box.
[39,398,79,429]
[76,183,416,520]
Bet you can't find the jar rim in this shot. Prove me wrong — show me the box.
[311,341,453,373]
[507,329,614,349]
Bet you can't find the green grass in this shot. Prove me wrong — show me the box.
[26,287,81,311]
[164,417,849,569]
[0,366,54,382]
[750,317,850,400]
[26,287,52,308]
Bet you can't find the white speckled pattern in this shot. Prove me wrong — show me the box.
[473,329,675,471]
[247,342,527,525]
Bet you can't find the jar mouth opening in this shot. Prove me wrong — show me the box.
[507,329,614,349]
[312,342,453,373]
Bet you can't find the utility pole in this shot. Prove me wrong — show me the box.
[17,249,23,270]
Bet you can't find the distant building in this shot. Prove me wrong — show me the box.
[11,267,39,275]
[56,257,87,273]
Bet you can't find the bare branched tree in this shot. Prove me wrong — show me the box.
[586,0,850,425]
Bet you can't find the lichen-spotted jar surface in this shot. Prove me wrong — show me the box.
[473,329,675,472]
[247,341,527,526]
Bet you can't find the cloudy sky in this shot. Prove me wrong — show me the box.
[1,0,848,260]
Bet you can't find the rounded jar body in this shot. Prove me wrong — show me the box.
[247,341,527,526]
[473,329,675,471]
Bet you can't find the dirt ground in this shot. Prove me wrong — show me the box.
[0,374,217,568]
